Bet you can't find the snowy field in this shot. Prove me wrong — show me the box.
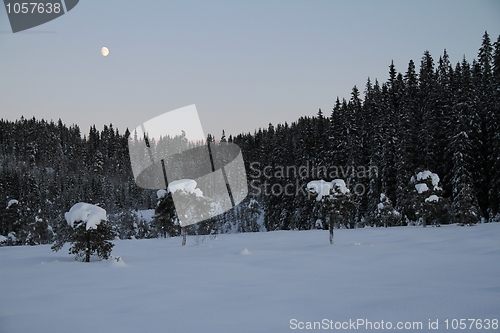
[1,223,499,333]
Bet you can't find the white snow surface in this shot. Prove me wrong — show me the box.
[1,224,499,333]
[425,195,440,203]
[307,179,349,201]
[64,202,107,230]
[0,235,7,243]
[168,179,203,197]
[6,199,18,209]
[415,183,429,194]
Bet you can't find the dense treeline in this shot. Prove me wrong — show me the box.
[0,119,156,244]
[216,32,500,232]
[1,32,499,245]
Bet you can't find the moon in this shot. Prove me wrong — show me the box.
[101,47,109,57]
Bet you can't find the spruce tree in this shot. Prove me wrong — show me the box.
[170,188,211,246]
[52,203,115,262]
[376,193,401,228]
[490,35,500,219]
[153,191,179,238]
[450,131,479,226]
[68,220,115,262]
[410,170,447,227]
[307,180,355,244]
[418,50,439,171]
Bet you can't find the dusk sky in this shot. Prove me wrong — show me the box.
[1,0,500,138]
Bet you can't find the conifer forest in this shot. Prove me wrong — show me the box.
[1,32,499,246]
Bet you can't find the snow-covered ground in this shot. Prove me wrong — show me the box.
[1,224,499,333]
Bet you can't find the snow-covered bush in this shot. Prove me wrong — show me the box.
[154,179,212,246]
[410,171,449,227]
[0,234,8,246]
[51,203,115,262]
[307,179,355,244]
[376,193,402,227]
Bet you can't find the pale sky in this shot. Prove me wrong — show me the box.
[1,0,499,139]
